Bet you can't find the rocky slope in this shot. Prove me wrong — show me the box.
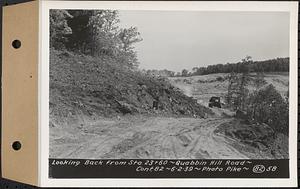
[50,50,213,128]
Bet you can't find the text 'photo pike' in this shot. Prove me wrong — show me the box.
[49,9,290,160]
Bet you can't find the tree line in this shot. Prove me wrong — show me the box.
[144,57,289,78]
[50,10,142,69]
[178,57,289,77]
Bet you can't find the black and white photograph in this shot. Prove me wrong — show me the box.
[49,9,290,161]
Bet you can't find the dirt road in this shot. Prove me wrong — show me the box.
[50,116,252,159]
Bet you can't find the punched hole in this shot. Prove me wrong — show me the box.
[12,141,22,151]
[12,40,21,49]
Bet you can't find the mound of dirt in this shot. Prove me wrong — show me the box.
[214,119,288,159]
[50,50,213,127]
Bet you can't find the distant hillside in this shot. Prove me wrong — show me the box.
[190,57,289,76]
[169,72,289,106]
[161,57,288,77]
[142,57,289,78]
[50,50,213,127]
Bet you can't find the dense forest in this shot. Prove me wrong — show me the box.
[50,9,142,69]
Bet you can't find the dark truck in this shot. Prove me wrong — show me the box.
[208,96,221,108]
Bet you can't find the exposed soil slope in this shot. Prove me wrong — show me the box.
[50,50,213,128]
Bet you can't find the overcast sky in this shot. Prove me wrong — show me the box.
[118,11,289,72]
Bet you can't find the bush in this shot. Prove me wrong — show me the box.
[246,84,288,135]
[216,76,224,81]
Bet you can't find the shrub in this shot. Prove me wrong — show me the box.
[246,84,289,135]
[216,76,223,81]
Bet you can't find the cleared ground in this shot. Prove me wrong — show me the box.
[50,72,288,159]
[169,72,289,106]
[51,116,247,159]
[50,115,287,159]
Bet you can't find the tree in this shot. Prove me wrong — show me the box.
[88,10,120,56]
[117,27,143,69]
[168,71,175,77]
[50,10,73,49]
[285,88,289,108]
[176,72,181,77]
[65,10,94,53]
[192,67,198,74]
[226,56,252,111]
[226,72,239,108]
[116,50,140,69]
[66,10,120,56]
[254,72,266,90]
[118,27,142,52]
[236,56,252,110]
[237,72,250,110]
[51,10,142,69]
[181,69,188,77]
[246,84,289,135]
